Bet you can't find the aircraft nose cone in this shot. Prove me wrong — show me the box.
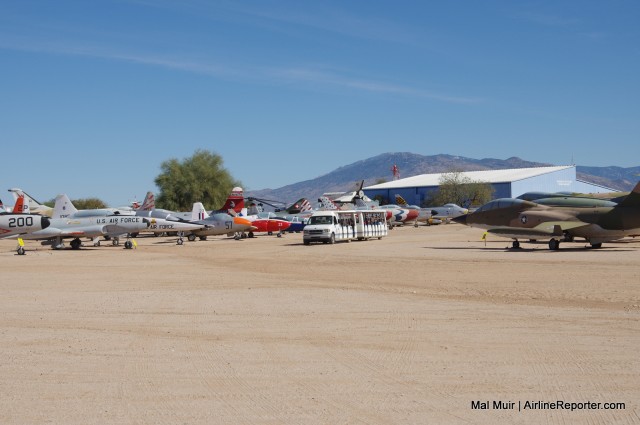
[233,217,252,228]
[41,216,51,229]
[452,214,468,225]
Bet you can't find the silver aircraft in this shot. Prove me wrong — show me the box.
[20,194,150,250]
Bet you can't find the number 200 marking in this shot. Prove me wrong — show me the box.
[8,217,34,227]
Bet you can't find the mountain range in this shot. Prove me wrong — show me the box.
[246,153,640,205]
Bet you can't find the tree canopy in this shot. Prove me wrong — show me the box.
[154,149,242,211]
[430,170,494,207]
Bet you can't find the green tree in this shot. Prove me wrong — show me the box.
[154,149,242,211]
[43,198,107,209]
[72,198,108,209]
[432,170,493,207]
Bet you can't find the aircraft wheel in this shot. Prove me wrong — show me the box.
[93,241,101,247]
[268,231,273,236]
[234,234,241,240]
[176,239,183,245]
[248,231,254,238]
[329,233,335,244]
[590,242,602,249]
[130,232,139,238]
[104,235,111,241]
[548,239,560,250]
[199,236,207,241]
[71,238,82,250]
[187,234,196,242]
[124,241,133,249]
[512,241,520,249]
[277,232,282,238]
[241,233,247,239]
[17,246,25,255]
[112,239,120,246]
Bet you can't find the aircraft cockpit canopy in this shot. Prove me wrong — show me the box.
[475,198,535,213]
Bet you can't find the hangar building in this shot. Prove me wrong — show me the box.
[363,165,617,206]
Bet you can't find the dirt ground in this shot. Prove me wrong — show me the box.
[1,224,638,424]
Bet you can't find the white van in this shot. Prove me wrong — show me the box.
[303,210,388,245]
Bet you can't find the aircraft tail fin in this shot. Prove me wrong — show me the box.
[53,194,78,219]
[138,191,155,211]
[618,181,640,207]
[395,194,409,206]
[12,194,27,213]
[219,187,244,214]
[318,196,339,210]
[8,188,52,216]
[287,198,312,214]
[191,202,209,221]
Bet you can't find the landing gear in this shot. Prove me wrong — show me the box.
[548,239,560,251]
[187,234,197,242]
[590,242,602,249]
[176,238,183,245]
[199,236,207,241]
[124,240,133,249]
[17,246,25,255]
[248,231,255,238]
[512,240,520,249]
[70,238,82,250]
[276,231,283,238]
[112,237,120,247]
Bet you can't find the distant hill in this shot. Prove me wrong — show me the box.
[246,152,638,205]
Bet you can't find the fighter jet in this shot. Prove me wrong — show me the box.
[453,182,640,250]
[19,194,150,250]
[8,188,53,216]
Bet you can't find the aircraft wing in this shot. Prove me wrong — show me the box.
[488,221,590,240]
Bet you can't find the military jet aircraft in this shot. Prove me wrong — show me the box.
[8,188,53,216]
[453,182,640,250]
[19,194,150,250]
[183,202,255,241]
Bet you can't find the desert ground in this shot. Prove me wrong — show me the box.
[0,224,638,424]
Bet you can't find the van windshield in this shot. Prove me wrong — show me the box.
[309,215,333,225]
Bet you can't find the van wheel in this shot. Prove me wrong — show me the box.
[329,233,335,244]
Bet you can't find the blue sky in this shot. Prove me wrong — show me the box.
[1,0,639,205]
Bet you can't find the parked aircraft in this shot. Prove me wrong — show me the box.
[183,202,255,241]
[19,194,150,250]
[8,188,53,216]
[517,192,617,207]
[453,182,640,250]
[1,211,51,254]
[394,194,436,226]
[426,203,469,221]
[275,198,313,232]
[242,203,291,237]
